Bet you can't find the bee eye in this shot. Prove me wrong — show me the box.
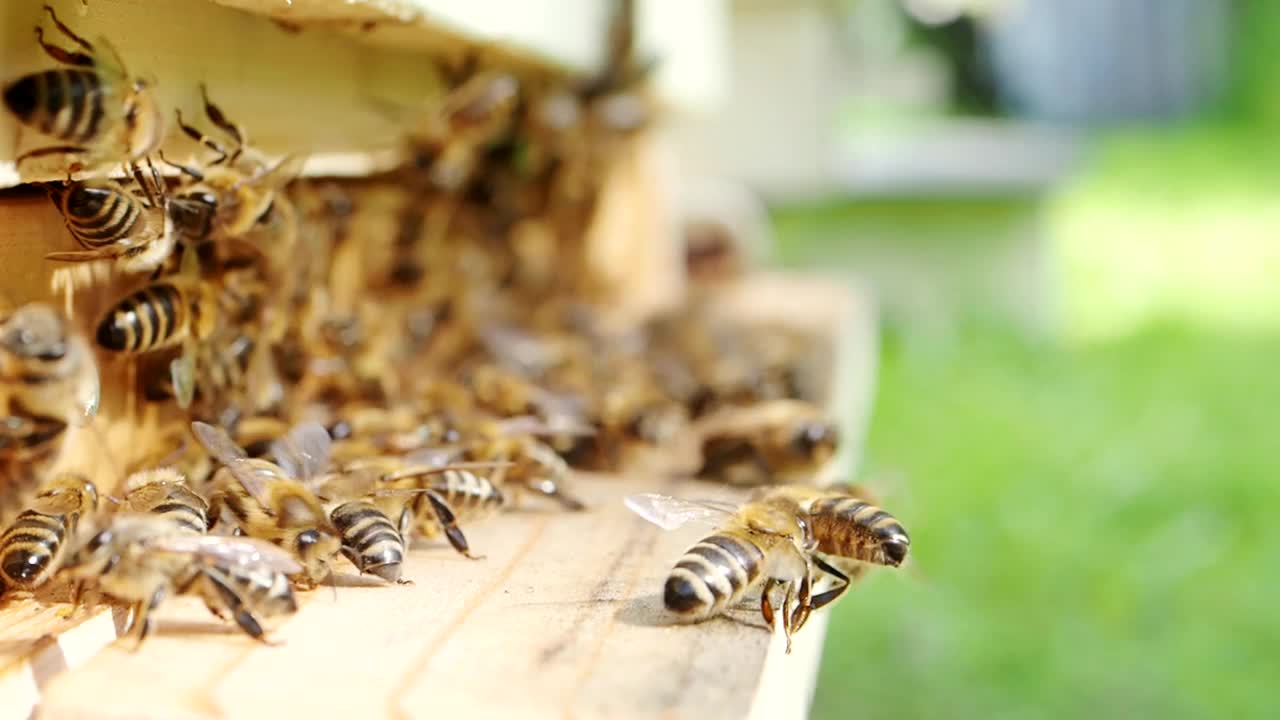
[296,530,320,550]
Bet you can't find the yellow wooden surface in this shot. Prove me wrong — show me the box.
[0,0,446,186]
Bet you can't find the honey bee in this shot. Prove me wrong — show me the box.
[625,491,817,651]
[692,400,839,486]
[0,473,97,593]
[60,513,300,647]
[42,170,179,271]
[96,247,216,408]
[464,417,588,511]
[412,67,521,191]
[168,87,303,245]
[370,459,506,559]
[2,5,164,169]
[191,421,341,585]
[121,467,209,536]
[0,302,100,426]
[95,251,216,356]
[326,498,409,583]
[754,484,910,633]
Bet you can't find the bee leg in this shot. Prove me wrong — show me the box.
[759,577,780,629]
[33,24,93,67]
[158,151,205,181]
[805,556,852,613]
[128,586,165,651]
[781,581,797,654]
[424,491,483,560]
[198,84,245,161]
[174,110,228,166]
[789,570,813,635]
[41,6,95,54]
[14,145,89,167]
[339,545,364,574]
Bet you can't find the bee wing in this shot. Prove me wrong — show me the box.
[381,460,512,484]
[121,484,169,510]
[270,422,332,483]
[624,493,735,531]
[33,489,83,515]
[191,421,248,465]
[401,446,464,468]
[148,534,302,575]
[497,415,595,438]
[44,249,120,263]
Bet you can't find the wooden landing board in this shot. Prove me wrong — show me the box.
[23,474,821,720]
[0,278,875,719]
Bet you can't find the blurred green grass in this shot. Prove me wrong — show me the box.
[783,129,1280,717]
[809,323,1279,719]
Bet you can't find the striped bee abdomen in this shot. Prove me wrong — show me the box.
[432,469,504,518]
[142,487,209,535]
[96,283,186,353]
[3,69,105,142]
[664,532,765,618]
[0,510,67,589]
[331,500,405,582]
[56,184,143,248]
[808,497,910,567]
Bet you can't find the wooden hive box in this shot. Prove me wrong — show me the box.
[0,2,879,718]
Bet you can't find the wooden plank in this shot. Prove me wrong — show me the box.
[0,276,874,720]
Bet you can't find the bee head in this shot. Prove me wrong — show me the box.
[0,304,69,365]
[790,420,839,463]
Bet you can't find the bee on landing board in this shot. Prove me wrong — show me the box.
[60,513,299,648]
[625,491,817,652]
[2,5,164,171]
[191,420,342,586]
[691,400,839,486]
[0,473,98,594]
[120,467,210,536]
[627,485,910,650]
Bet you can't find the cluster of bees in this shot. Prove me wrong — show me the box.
[0,5,908,653]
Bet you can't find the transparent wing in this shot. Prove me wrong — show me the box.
[381,460,512,484]
[148,534,302,574]
[401,446,464,468]
[270,422,331,483]
[623,493,735,531]
[122,483,170,510]
[191,421,248,465]
[223,460,276,508]
[33,489,83,515]
[497,415,595,438]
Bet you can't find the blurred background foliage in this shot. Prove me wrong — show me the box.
[772,1,1280,716]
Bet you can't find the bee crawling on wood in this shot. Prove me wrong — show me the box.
[60,513,299,648]
[0,473,98,594]
[627,484,909,652]
[191,420,342,586]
